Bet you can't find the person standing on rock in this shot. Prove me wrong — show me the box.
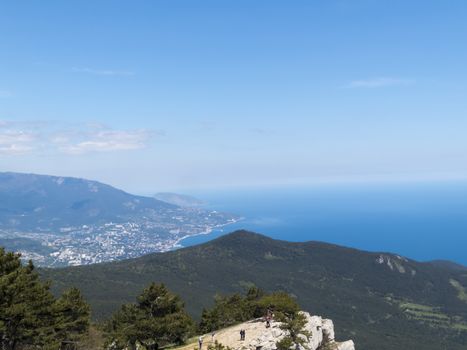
[199,336,204,350]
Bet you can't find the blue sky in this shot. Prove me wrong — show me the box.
[1,0,467,193]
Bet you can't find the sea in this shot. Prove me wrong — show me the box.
[180,181,467,266]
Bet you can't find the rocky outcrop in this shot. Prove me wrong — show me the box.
[212,312,354,350]
[375,254,417,276]
[335,341,355,350]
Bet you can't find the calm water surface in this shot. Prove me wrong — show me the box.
[181,182,467,265]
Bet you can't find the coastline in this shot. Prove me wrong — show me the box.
[173,218,244,249]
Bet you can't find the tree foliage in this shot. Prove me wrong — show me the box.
[43,230,467,350]
[199,287,302,334]
[199,286,266,333]
[198,287,309,350]
[255,291,310,350]
[0,248,90,350]
[53,287,91,347]
[257,292,300,319]
[276,312,310,350]
[105,283,193,350]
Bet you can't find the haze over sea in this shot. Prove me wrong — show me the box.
[181,181,467,266]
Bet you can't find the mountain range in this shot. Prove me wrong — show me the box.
[0,172,173,230]
[0,172,237,266]
[154,192,205,207]
[42,230,467,350]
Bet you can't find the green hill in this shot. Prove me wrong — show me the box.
[41,230,467,350]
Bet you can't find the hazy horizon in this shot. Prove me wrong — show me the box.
[2,1,467,190]
[2,3,467,348]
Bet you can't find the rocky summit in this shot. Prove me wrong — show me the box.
[192,312,354,350]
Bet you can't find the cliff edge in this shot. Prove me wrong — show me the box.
[190,312,355,350]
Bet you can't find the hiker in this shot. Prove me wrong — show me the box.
[239,329,243,341]
[199,336,204,350]
[265,308,272,328]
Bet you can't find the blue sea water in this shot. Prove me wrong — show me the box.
[181,182,467,266]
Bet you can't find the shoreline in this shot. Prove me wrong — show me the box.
[172,218,245,249]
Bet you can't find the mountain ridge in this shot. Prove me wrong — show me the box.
[0,171,174,229]
[41,230,467,350]
[154,192,205,207]
[0,171,238,266]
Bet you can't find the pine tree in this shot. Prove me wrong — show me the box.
[53,287,91,349]
[199,307,220,333]
[253,291,311,350]
[245,286,266,318]
[199,287,267,333]
[263,293,309,350]
[106,283,193,350]
[0,248,90,350]
[276,312,310,350]
[0,249,55,349]
[199,287,297,334]
[257,292,300,318]
[106,303,141,350]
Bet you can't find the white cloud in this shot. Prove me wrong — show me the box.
[59,129,154,155]
[0,130,36,155]
[345,77,414,88]
[0,120,158,156]
[72,67,134,76]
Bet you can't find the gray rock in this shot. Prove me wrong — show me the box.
[336,340,355,350]
[321,318,335,342]
[228,312,354,350]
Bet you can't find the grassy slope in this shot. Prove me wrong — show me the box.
[41,231,467,350]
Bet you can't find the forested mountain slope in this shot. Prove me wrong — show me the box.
[42,230,467,350]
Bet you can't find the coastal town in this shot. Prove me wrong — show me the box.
[0,207,239,267]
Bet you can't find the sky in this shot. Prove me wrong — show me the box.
[1,0,467,194]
